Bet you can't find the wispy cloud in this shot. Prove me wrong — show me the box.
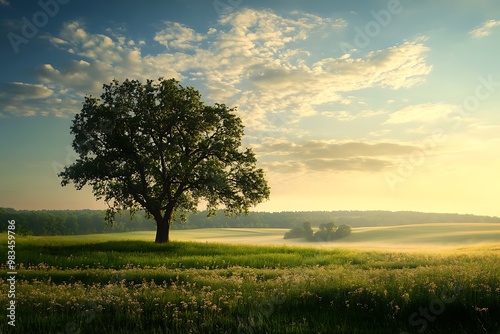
[0,82,56,117]
[321,109,385,121]
[470,19,500,38]
[369,129,391,137]
[0,0,9,6]
[255,139,418,158]
[154,22,205,50]
[383,103,457,124]
[254,139,420,173]
[0,9,432,122]
[2,82,53,98]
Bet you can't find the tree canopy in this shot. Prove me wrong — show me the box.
[59,78,270,242]
[283,221,352,242]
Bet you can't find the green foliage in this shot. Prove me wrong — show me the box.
[1,235,500,333]
[284,222,313,240]
[58,78,270,242]
[283,226,303,239]
[0,208,155,236]
[336,224,352,239]
[285,222,352,242]
[313,222,336,241]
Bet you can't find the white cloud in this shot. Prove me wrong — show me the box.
[312,41,432,90]
[154,22,205,50]
[253,138,421,174]
[0,0,9,6]
[383,103,458,124]
[321,109,385,121]
[2,82,53,98]
[49,37,69,45]
[238,39,431,124]
[0,82,80,117]
[1,9,432,121]
[369,129,391,137]
[470,19,500,38]
[304,157,392,172]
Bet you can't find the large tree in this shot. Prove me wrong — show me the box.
[59,78,270,243]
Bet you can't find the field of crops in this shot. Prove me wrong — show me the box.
[1,225,500,333]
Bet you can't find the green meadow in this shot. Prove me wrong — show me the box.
[173,223,500,250]
[1,223,500,333]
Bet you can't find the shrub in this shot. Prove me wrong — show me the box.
[284,222,314,239]
[285,222,351,242]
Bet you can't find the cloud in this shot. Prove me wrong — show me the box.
[2,82,53,98]
[321,109,385,121]
[260,161,305,174]
[237,38,431,126]
[0,0,9,5]
[154,22,205,49]
[0,9,432,120]
[0,82,80,117]
[256,140,418,158]
[254,139,421,173]
[369,129,391,137]
[260,157,392,173]
[44,21,162,90]
[304,158,392,172]
[0,82,51,116]
[311,40,432,90]
[470,19,500,38]
[383,103,457,124]
[35,61,104,93]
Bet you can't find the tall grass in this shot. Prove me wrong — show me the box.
[1,234,499,333]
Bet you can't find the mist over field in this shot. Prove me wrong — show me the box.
[103,223,500,251]
[28,221,500,252]
[3,207,499,237]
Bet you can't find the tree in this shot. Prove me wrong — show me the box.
[303,221,314,241]
[283,222,314,240]
[335,224,352,239]
[59,78,270,243]
[314,222,337,242]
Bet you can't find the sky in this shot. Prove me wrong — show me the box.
[0,0,499,217]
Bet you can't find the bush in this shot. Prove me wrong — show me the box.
[335,224,352,239]
[284,222,314,239]
[285,222,351,242]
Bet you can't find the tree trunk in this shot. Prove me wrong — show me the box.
[153,204,174,243]
[155,217,170,243]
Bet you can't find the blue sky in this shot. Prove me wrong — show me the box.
[1,0,499,216]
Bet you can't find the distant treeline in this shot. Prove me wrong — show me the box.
[0,208,155,236]
[184,210,500,229]
[1,207,499,236]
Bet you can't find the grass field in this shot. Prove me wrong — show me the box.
[30,222,500,249]
[1,223,500,333]
[162,222,500,249]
